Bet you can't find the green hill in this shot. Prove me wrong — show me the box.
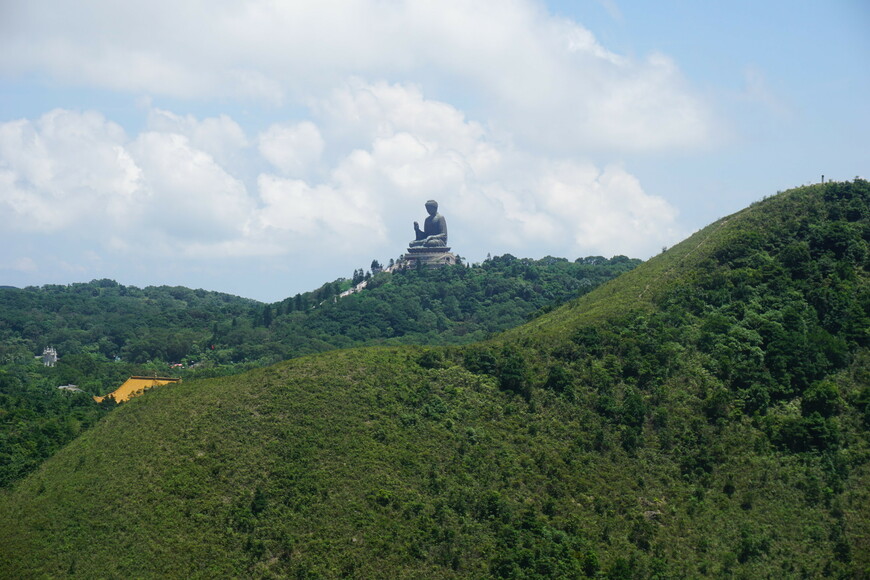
[1,181,868,578]
[0,256,637,489]
[0,255,639,372]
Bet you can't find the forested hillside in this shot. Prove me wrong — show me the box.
[0,180,867,578]
[1,255,638,369]
[0,255,638,488]
[267,255,639,355]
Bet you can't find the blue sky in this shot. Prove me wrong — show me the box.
[1,0,867,302]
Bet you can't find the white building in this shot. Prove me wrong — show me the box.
[42,347,58,367]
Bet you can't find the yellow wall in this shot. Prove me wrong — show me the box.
[93,376,180,403]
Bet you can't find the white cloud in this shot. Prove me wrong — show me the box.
[537,162,679,255]
[126,132,254,246]
[0,83,682,275]
[252,174,386,255]
[258,122,324,176]
[0,110,253,256]
[259,82,682,260]
[146,108,250,169]
[0,109,140,232]
[0,0,712,153]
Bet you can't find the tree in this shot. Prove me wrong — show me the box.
[497,344,529,399]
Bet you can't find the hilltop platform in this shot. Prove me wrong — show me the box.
[403,246,457,268]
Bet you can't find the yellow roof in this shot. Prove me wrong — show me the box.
[93,376,181,403]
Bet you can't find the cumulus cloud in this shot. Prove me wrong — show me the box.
[0,0,712,153]
[0,82,682,279]
[536,161,678,254]
[146,108,249,169]
[126,132,253,246]
[259,122,324,177]
[0,109,140,232]
[252,82,680,260]
[0,109,252,256]
[252,175,386,254]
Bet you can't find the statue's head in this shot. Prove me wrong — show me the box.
[425,200,438,214]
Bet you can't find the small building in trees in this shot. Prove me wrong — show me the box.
[42,346,58,367]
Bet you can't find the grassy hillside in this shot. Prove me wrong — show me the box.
[0,255,638,489]
[0,181,868,578]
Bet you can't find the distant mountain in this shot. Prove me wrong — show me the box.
[1,180,867,578]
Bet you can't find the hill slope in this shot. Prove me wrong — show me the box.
[1,181,868,578]
[0,255,638,488]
